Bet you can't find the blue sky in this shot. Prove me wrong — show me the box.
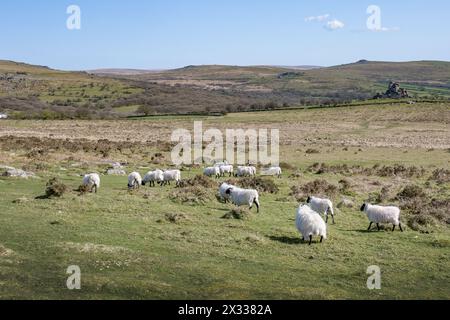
[0,0,449,70]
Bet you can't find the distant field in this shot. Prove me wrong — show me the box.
[2,60,450,119]
[0,102,449,299]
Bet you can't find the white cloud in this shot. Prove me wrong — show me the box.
[324,19,345,31]
[305,14,330,22]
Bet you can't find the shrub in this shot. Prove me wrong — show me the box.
[170,185,212,205]
[165,212,189,223]
[290,179,338,201]
[305,148,320,154]
[177,174,216,189]
[226,177,279,194]
[429,168,450,184]
[222,208,251,220]
[396,185,427,201]
[45,178,68,198]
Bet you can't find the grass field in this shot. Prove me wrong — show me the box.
[0,102,449,299]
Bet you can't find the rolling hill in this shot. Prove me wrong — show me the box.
[1,59,449,119]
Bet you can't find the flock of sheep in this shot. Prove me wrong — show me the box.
[81,161,404,245]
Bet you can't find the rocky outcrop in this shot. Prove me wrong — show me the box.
[1,166,35,178]
[374,81,410,99]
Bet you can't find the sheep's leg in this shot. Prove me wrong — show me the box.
[367,222,373,231]
[399,223,403,232]
[309,235,312,245]
[93,185,97,193]
[254,199,260,213]
[320,236,323,243]
[376,223,380,231]
[392,225,396,232]
[325,214,328,224]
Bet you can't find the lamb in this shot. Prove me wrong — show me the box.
[204,166,221,178]
[307,196,335,224]
[127,172,142,190]
[261,166,282,178]
[142,170,164,187]
[82,173,100,193]
[218,182,236,203]
[360,203,403,232]
[296,204,327,245]
[162,169,181,186]
[225,187,260,213]
[218,164,234,177]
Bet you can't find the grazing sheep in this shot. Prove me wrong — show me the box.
[235,166,255,177]
[296,204,327,245]
[82,173,100,193]
[218,182,236,203]
[307,196,335,224]
[162,170,181,186]
[219,164,234,177]
[360,203,403,232]
[261,166,282,178]
[204,166,221,178]
[128,172,142,190]
[225,187,260,213]
[142,170,164,187]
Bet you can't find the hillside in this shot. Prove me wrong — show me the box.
[1,60,450,118]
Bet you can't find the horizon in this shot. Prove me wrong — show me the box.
[1,0,450,70]
[3,58,450,73]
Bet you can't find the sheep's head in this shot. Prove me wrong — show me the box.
[360,203,367,212]
[225,187,233,195]
[306,196,312,203]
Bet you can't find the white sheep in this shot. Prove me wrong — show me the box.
[219,164,234,177]
[82,173,101,193]
[235,166,255,177]
[218,182,236,203]
[127,172,142,190]
[296,204,327,245]
[225,186,260,213]
[162,169,181,186]
[261,166,282,178]
[142,169,164,187]
[204,166,221,178]
[307,196,335,224]
[360,203,403,232]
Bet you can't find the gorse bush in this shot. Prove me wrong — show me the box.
[45,178,68,198]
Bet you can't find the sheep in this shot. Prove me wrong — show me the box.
[142,169,164,187]
[307,196,335,224]
[235,166,255,177]
[261,166,282,178]
[218,164,234,177]
[360,203,403,232]
[82,173,100,193]
[225,187,260,213]
[127,172,142,190]
[218,182,236,203]
[204,166,221,179]
[296,204,327,245]
[162,169,181,186]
